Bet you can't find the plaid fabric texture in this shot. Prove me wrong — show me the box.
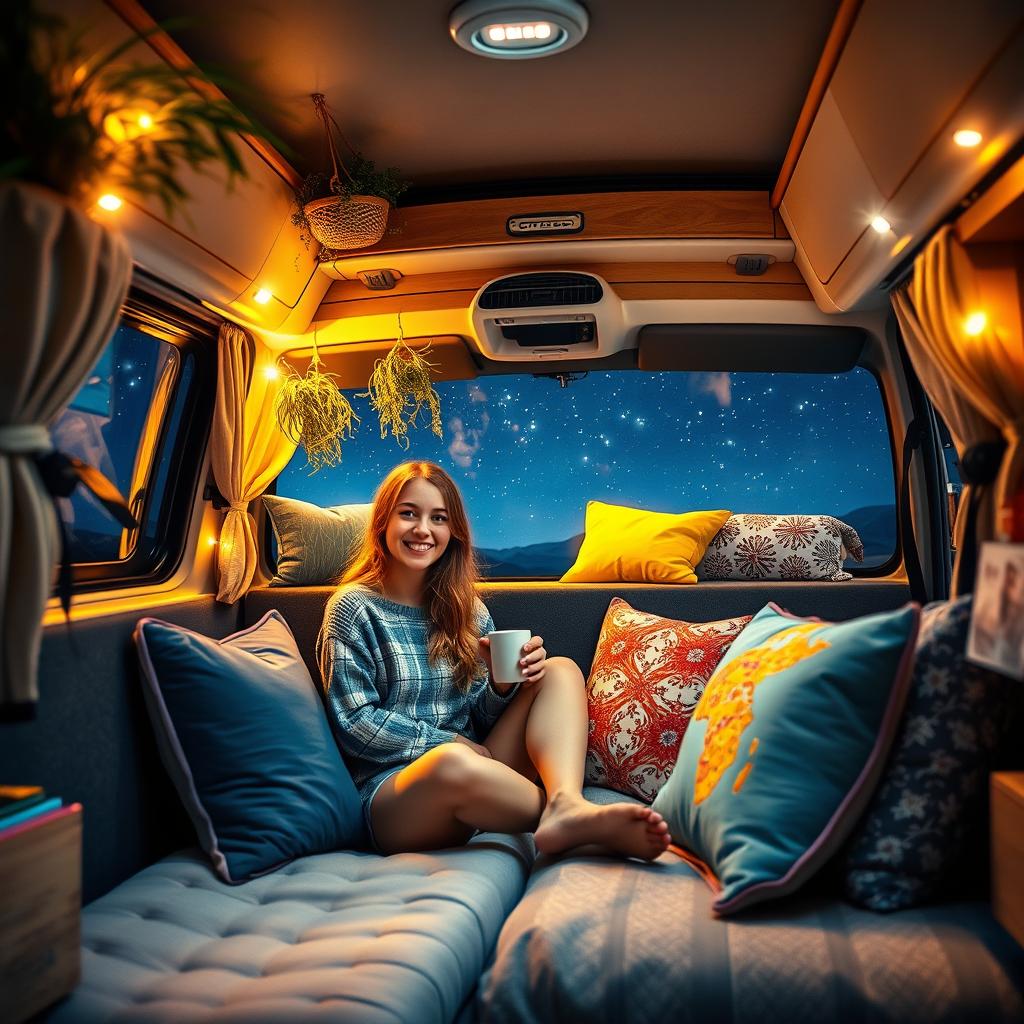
[318,585,517,800]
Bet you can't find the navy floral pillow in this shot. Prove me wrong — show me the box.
[842,595,1019,911]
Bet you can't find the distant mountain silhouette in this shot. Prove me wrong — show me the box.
[476,504,898,577]
[476,533,584,578]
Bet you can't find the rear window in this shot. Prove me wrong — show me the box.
[277,367,897,577]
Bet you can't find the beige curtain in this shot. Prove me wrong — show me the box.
[892,224,1024,589]
[210,322,296,604]
[0,182,132,711]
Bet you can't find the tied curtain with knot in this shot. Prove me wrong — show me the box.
[892,224,1024,594]
[0,182,132,715]
[210,322,296,604]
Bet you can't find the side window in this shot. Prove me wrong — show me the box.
[49,299,213,586]
[276,367,897,578]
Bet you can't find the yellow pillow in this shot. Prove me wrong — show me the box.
[561,502,731,584]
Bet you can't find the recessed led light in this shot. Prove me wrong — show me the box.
[870,215,891,234]
[254,287,273,304]
[953,129,983,148]
[963,311,987,336]
[449,0,588,59]
[263,364,280,380]
[97,193,123,211]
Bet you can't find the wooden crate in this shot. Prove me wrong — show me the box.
[992,773,1024,949]
[0,804,82,1023]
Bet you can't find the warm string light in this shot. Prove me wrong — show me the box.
[963,311,987,336]
[953,129,982,148]
[97,193,122,211]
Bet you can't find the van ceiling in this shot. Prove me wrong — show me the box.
[140,0,839,194]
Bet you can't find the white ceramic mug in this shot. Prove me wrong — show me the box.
[487,629,532,684]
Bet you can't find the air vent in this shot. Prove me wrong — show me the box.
[479,273,603,309]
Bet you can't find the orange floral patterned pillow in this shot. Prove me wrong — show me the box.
[584,598,751,802]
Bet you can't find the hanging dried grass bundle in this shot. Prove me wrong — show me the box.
[274,345,359,474]
[362,319,443,448]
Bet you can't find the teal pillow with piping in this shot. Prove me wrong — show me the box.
[134,610,364,883]
[263,494,371,586]
[652,602,920,915]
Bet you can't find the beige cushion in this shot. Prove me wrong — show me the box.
[263,494,371,586]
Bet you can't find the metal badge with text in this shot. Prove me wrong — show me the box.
[506,212,584,236]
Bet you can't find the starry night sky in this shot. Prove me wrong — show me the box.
[53,324,169,556]
[279,368,896,551]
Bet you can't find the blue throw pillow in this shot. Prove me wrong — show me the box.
[134,610,363,883]
[652,602,920,915]
[842,595,1020,911]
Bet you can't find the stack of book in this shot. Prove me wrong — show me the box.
[0,784,66,837]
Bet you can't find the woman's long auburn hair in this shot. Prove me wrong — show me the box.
[339,461,483,691]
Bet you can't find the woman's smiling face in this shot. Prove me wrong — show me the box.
[384,477,452,574]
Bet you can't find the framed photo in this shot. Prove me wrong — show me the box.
[967,541,1024,681]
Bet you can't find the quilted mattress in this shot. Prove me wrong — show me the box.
[47,831,532,1023]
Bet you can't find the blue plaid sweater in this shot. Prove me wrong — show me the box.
[317,584,519,801]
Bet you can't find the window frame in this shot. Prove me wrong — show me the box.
[59,278,217,593]
[272,357,903,583]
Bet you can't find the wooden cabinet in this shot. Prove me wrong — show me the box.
[0,804,82,1023]
[992,773,1024,948]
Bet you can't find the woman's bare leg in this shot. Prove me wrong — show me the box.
[369,742,545,854]
[485,657,671,860]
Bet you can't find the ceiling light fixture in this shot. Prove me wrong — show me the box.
[97,193,123,211]
[254,287,273,304]
[953,129,983,148]
[870,215,891,234]
[449,0,588,59]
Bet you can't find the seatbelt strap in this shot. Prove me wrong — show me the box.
[899,419,928,604]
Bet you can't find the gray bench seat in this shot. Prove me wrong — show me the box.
[478,790,1024,1024]
[49,833,532,1023]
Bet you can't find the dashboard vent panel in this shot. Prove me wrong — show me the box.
[479,273,602,309]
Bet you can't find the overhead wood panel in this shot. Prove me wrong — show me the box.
[351,192,774,256]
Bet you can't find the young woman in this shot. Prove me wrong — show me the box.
[316,460,672,859]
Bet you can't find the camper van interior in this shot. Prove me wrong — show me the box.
[2,0,1024,1020]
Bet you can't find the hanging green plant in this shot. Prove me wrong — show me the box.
[362,318,443,448]
[274,339,359,474]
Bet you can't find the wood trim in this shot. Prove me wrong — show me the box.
[773,209,791,239]
[316,291,479,320]
[957,153,1024,244]
[282,336,479,385]
[314,271,811,322]
[102,0,302,189]
[770,0,864,209]
[321,261,806,305]
[361,191,773,256]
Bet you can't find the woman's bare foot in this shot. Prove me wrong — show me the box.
[533,792,672,861]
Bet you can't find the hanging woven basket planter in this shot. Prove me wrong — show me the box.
[297,94,406,252]
[303,192,390,250]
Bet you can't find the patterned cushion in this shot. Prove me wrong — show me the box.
[842,595,1021,911]
[583,598,750,802]
[698,514,864,581]
[652,602,920,915]
[263,493,371,586]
